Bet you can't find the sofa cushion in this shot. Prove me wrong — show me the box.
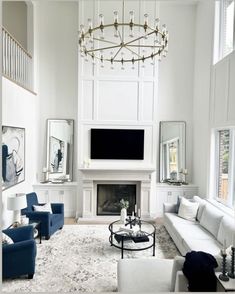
[200,204,223,237]
[118,258,173,292]
[164,213,198,228]
[182,238,222,256]
[178,197,199,221]
[217,216,235,247]
[193,196,206,221]
[173,223,215,242]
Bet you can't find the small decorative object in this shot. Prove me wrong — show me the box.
[179,168,188,183]
[20,215,29,225]
[228,246,235,279]
[170,171,177,181]
[2,126,25,190]
[119,199,129,223]
[41,167,48,183]
[219,246,229,282]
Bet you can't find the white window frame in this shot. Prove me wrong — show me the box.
[214,0,235,64]
[211,127,235,208]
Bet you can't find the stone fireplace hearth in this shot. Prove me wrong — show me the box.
[79,168,155,220]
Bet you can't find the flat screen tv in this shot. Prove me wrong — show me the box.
[90,129,144,160]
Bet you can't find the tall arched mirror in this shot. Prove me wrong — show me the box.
[46,119,74,182]
[159,121,186,183]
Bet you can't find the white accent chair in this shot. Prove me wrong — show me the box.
[117,256,188,292]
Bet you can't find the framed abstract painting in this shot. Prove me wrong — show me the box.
[2,126,25,190]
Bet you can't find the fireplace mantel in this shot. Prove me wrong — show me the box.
[79,167,156,220]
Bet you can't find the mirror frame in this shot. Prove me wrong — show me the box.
[159,121,186,183]
[46,119,74,182]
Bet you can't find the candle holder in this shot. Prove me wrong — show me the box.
[228,247,235,279]
[219,252,229,282]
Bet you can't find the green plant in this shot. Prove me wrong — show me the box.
[119,198,129,209]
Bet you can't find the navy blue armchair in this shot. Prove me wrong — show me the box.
[2,226,36,279]
[21,192,64,240]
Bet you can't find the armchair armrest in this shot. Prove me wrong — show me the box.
[51,203,64,214]
[3,226,34,242]
[174,271,188,292]
[2,239,36,254]
[24,211,51,222]
[163,203,177,213]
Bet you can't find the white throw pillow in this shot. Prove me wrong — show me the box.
[178,197,199,221]
[33,203,52,213]
[2,232,14,245]
[200,205,223,237]
[193,196,206,221]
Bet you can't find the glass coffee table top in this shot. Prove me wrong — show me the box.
[109,218,156,258]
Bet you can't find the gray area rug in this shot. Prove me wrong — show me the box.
[2,224,179,292]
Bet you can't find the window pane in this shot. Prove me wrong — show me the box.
[218,130,230,200]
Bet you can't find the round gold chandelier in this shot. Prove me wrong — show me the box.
[78,1,169,69]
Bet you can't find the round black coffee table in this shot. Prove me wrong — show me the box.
[108,218,156,258]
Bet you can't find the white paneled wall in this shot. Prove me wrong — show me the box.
[78,0,159,169]
[211,51,235,127]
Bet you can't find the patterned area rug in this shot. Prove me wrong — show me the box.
[2,224,179,292]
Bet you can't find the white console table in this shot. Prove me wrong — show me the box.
[156,183,199,217]
[33,182,77,218]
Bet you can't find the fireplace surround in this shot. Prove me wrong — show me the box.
[79,168,155,220]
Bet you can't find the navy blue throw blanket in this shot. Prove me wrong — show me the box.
[183,251,218,292]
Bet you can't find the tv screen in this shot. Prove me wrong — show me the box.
[90,129,144,160]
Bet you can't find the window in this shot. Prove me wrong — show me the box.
[217,130,230,201]
[214,0,235,63]
[213,128,235,208]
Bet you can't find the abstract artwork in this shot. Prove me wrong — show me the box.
[49,136,66,173]
[2,126,25,190]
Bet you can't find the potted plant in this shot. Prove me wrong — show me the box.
[119,199,129,222]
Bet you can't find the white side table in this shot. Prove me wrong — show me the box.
[216,272,235,292]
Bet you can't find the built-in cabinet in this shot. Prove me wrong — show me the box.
[33,182,77,218]
[156,183,198,216]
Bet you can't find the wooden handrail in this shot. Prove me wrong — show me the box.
[2,26,32,59]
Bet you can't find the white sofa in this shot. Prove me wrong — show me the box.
[117,197,233,292]
[164,196,234,256]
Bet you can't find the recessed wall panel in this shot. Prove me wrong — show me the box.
[228,53,235,122]
[214,61,228,125]
[143,82,154,121]
[82,81,93,120]
[98,81,138,121]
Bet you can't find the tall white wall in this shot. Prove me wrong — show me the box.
[192,0,215,196]
[158,2,196,183]
[34,1,78,181]
[2,1,28,50]
[2,78,38,228]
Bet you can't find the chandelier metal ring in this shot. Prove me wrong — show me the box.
[78,2,169,67]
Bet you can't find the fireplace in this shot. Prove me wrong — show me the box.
[80,168,154,219]
[97,184,136,216]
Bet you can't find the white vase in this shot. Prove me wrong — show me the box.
[120,208,127,223]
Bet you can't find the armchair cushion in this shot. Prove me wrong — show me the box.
[33,203,52,213]
[2,232,14,245]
